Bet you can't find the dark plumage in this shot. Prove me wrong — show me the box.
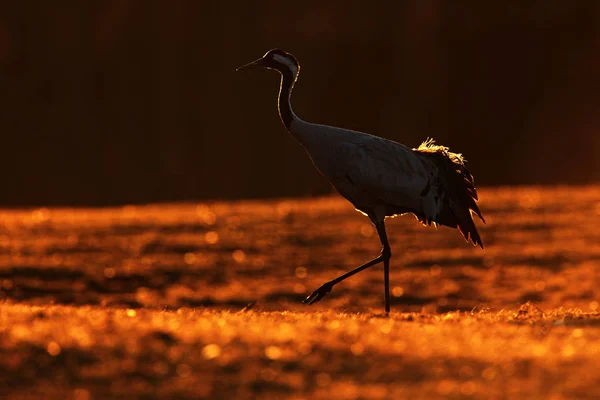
[413,139,485,248]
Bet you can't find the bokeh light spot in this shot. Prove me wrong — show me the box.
[265,346,282,360]
[295,266,307,279]
[47,341,61,356]
[360,224,373,237]
[31,208,50,223]
[232,250,246,263]
[184,253,198,265]
[202,344,222,359]
[205,231,219,244]
[276,202,291,217]
[482,367,496,381]
[196,205,217,225]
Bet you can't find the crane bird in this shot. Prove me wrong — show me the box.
[237,49,485,313]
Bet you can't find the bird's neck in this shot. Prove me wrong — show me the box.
[278,68,311,147]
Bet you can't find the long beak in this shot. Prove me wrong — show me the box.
[236,57,264,72]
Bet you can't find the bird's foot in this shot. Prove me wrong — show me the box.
[302,282,334,305]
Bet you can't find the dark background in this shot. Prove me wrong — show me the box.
[0,1,598,206]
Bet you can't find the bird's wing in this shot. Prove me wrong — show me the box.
[328,137,430,213]
[328,136,485,248]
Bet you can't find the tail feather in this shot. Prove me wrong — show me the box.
[414,139,485,248]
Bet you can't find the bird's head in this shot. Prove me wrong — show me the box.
[236,49,299,76]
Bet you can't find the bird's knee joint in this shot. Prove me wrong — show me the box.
[381,247,392,259]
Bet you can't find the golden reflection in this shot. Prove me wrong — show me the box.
[1,185,600,398]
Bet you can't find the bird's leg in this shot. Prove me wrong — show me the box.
[376,222,392,314]
[302,255,385,305]
[302,221,391,308]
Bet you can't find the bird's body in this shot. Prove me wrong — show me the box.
[238,49,484,313]
[294,121,483,246]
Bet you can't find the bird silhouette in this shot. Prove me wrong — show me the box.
[237,49,485,313]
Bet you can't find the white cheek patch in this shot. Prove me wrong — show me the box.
[273,54,298,76]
